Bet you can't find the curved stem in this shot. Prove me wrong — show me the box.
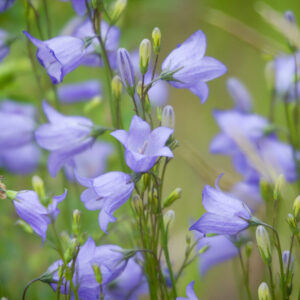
[22,278,40,300]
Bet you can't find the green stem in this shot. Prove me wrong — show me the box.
[42,0,51,38]
[22,278,40,300]
[268,265,276,300]
[238,250,252,300]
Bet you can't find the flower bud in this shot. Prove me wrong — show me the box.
[64,267,72,281]
[256,225,272,265]
[163,187,182,208]
[111,0,127,21]
[164,210,175,227]
[258,282,271,300]
[16,219,33,234]
[152,27,161,54]
[84,97,102,115]
[245,241,253,258]
[32,175,47,204]
[72,209,81,237]
[139,39,151,75]
[186,234,191,245]
[259,179,273,203]
[112,75,122,99]
[136,80,143,99]
[161,105,175,129]
[58,264,64,278]
[141,173,150,194]
[64,238,77,263]
[0,179,6,200]
[282,250,294,276]
[1,297,8,300]
[284,11,296,24]
[198,244,209,255]
[132,194,143,214]
[117,48,135,95]
[92,264,103,284]
[287,213,298,233]
[264,61,275,91]
[273,174,284,201]
[293,195,300,221]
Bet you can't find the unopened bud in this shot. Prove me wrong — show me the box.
[256,225,272,265]
[132,194,143,213]
[58,264,64,278]
[186,234,191,245]
[64,238,77,263]
[293,195,300,221]
[1,297,8,300]
[92,264,103,284]
[32,175,47,203]
[198,244,209,255]
[152,27,161,54]
[117,48,135,95]
[84,97,102,114]
[274,174,284,201]
[287,213,298,232]
[163,187,182,208]
[162,105,175,129]
[282,250,294,276]
[139,39,151,74]
[64,267,72,281]
[141,173,150,194]
[265,61,275,91]
[245,241,253,258]
[258,282,271,300]
[163,210,175,227]
[72,209,81,237]
[16,219,33,234]
[111,0,127,21]
[136,80,143,99]
[0,180,6,200]
[112,75,122,99]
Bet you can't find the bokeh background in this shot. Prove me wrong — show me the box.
[0,0,300,299]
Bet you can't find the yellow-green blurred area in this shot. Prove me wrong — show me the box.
[1,0,300,299]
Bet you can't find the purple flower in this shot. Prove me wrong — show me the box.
[190,178,251,235]
[162,30,227,103]
[229,181,262,213]
[210,110,297,183]
[35,101,95,177]
[177,281,198,300]
[77,171,134,232]
[13,189,67,243]
[48,237,129,299]
[194,231,238,276]
[72,19,120,68]
[274,52,300,96]
[0,0,15,13]
[117,48,136,92]
[105,257,148,299]
[0,100,41,174]
[226,77,252,113]
[111,115,173,173]
[57,80,101,103]
[0,29,10,62]
[64,141,113,181]
[23,31,86,84]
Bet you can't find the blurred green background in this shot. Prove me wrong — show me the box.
[0,0,300,299]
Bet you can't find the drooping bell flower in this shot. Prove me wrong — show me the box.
[57,80,101,103]
[64,141,113,181]
[0,100,41,174]
[111,115,173,173]
[0,0,15,13]
[72,19,120,68]
[161,30,227,103]
[35,101,95,177]
[105,257,148,300]
[48,237,130,299]
[12,189,67,243]
[23,31,86,84]
[190,176,251,235]
[76,171,135,232]
[210,110,297,183]
[177,281,198,300]
[194,231,239,276]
